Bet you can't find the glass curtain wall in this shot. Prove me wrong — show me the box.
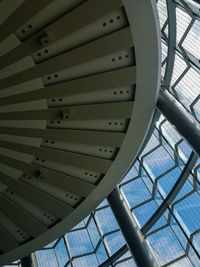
[4,0,200,266]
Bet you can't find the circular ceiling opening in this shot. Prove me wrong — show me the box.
[0,0,160,264]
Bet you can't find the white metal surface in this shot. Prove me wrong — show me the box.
[0,0,161,264]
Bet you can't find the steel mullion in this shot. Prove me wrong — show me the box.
[162,0,176,87]
[91,212,111,260]
[141,152,197,235]
[174,0,200,20]
[99,245,129,267]
[137,158,194,247]
[161,254,187,267]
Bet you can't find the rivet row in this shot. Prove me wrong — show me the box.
[21,24,32,34]
[102,16,121,27]
[108,122,124,126]
[112,54,129,62]
[99,148,113,153]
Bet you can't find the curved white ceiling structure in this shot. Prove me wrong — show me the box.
[0,0,160,264]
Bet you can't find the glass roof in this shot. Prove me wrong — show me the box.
[4,0,200,266]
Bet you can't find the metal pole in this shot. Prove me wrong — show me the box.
[141,152,197,234]
[107,188,158,267]
[162,0,176,88]
[21,254,37,267]
[157,89,200,156]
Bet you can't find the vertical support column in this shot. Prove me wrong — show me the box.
[157,89,200,156]
[107,188,158,267]
[21,255,32,267]
[21,254,37,267]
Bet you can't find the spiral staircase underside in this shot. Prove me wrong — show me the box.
[0,0,160,264]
